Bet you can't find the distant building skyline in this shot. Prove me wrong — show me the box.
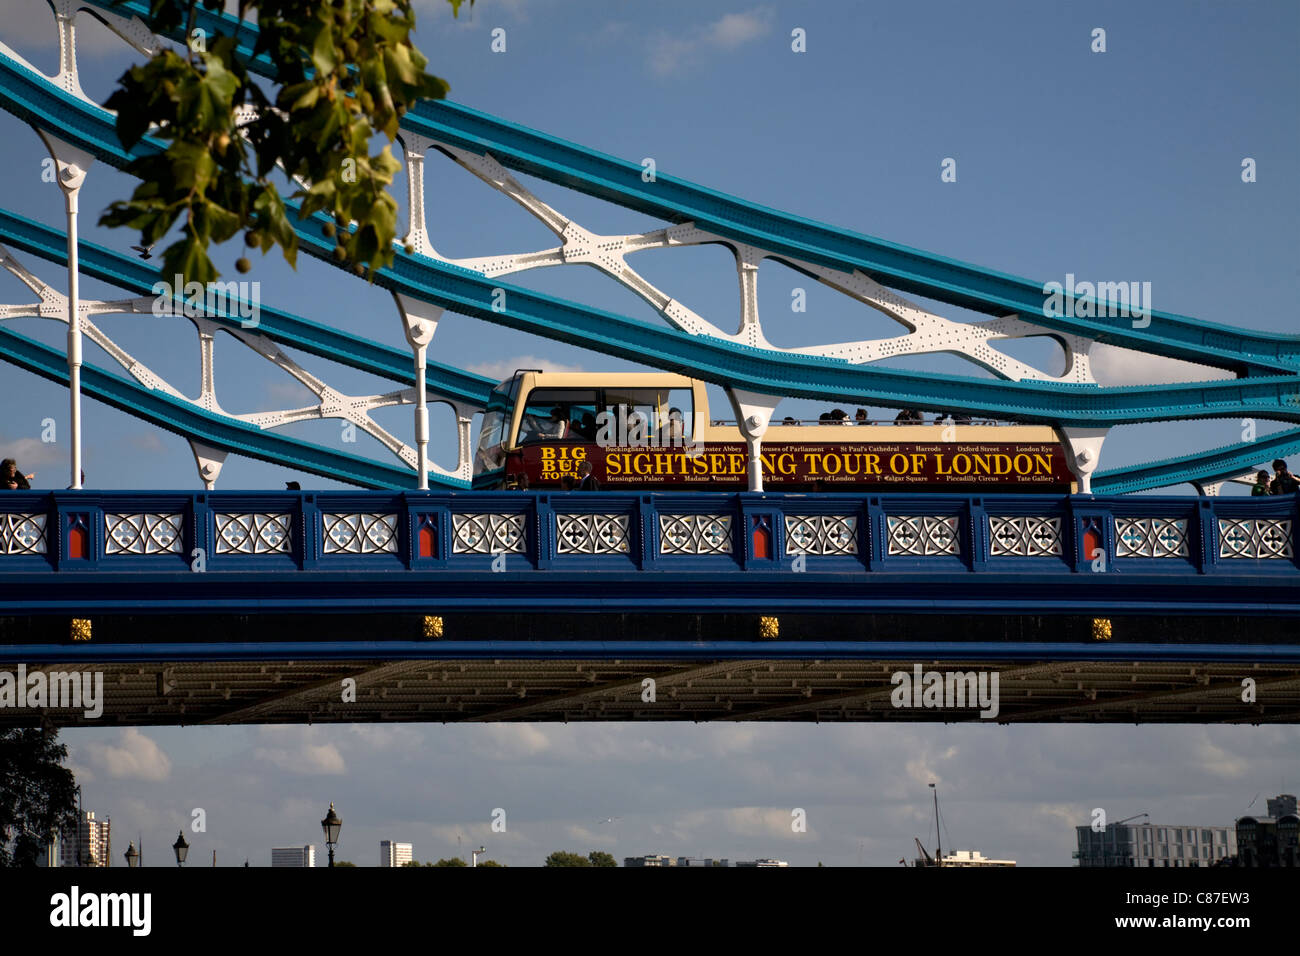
[1076,821,1236,867]
[380,841,413,867]
[59,811,110,868]
[1236,794,1298,867]
[271,845,316,868]
[625,854,788,867]
[935,850,1015,867]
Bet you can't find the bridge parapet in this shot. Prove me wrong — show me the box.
[0,491,1295,581]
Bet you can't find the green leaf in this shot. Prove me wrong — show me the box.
[166,140,217,192]
[161,233,219,286]
[310,25,338,76]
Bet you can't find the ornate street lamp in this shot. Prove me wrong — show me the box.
[124,842,139,868]
[321,802,342,868]
[172,830,189,867]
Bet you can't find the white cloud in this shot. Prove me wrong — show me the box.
[0,433,65,471]
[465,354,584,381]
[472,723,552,758]
[1090,343,1232,386]
[126,431,168,454]
[88,728,172,782]
[669,806,811,843]
[647,6,774,77]
[709,10,772,49]
[564,823,600,843]
[254,727,346,775]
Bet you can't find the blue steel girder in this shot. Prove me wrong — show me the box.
[1094,427,1300,495]
[0,327,459,488]
[1,49,1297,430]
[0,208,495,408]
[71,0,1300,377]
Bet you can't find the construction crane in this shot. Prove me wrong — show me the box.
[910,783,946,867]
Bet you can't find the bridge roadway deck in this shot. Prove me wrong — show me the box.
[1,492,1296,725]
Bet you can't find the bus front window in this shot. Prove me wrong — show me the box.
[474,409,508,475]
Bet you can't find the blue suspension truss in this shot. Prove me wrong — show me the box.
[0,2,1296,494]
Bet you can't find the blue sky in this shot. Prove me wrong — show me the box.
[0,0,1297,865]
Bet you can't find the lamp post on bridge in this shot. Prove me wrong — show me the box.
[173,830,189,867]
[35,132,94,490]
[321,802,342,868]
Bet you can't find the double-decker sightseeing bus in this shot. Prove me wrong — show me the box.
[472,371,1076,492]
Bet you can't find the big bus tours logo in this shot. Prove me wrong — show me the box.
[531,407,702,482]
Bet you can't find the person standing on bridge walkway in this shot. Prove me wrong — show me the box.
[577,459,600,491]
[1,459,33,490]
[1271,459,1299,495]
[1252,470,1273,496]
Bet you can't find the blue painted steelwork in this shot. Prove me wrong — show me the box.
[73,0,1300,377]
[2,641,1299,665]
[2,46,1299,430]
[2,18,1299,496]
[1095,428,1300,495]
[0,491,1295,615]
[0,209,495,409]
[0,330,457,488]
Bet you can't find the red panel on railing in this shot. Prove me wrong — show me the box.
[1083,526,1103,564]
[752,522,771,559]
[418,524,435,558]
[68,524,88,560]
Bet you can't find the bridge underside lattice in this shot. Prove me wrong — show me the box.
[2,614,1297,726]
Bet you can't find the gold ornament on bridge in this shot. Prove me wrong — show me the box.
[422,615,444,639]
[758,615,780,640]
[70,618,92,641]
[1091,617,1113,641]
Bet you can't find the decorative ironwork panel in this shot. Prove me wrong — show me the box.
[556,513,630,554]
[105,513,183,555]
[451,513,527,554]
[785,515,859,555]
[214,513,292,554]
[1218,518,1293,559]
[0,513,46,555]
[989,516,1063,557]
[322,513,399,554]
[886,515,959,556]
[659,514,733,555]
[1116,517,1189,558]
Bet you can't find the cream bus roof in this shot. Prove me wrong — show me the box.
[514,371,698,389]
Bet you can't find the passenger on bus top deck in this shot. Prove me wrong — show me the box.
[661,407,685,444]
[855,408,868,425]
[830,409,849,424]
[538,406,568,439]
